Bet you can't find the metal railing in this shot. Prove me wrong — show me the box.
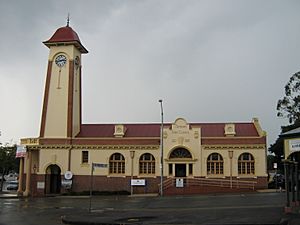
[161,177,256,191]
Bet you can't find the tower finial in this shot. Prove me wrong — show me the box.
[67,13,70,27]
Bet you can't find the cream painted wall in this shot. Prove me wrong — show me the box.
[43,45,82,138]
[43,59,68,137]
[70,148,160,177]
[36,118,267,179]
[201,147,267,178]
[163,118,201,177]
[37,148,69,175]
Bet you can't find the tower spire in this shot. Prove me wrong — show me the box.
[66,13,70,27]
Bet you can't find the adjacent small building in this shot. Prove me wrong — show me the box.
[19,24,268,196]
[282,127,300,161]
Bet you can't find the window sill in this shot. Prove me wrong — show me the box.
[80,163,90,167]
[137,175,156,178]
[206,175,225,179]
[107,175,126,178]
[237,175,257,178]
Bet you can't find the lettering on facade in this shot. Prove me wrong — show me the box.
[21,138,39,146]
[172,130,189,134]
[175,125,188,129]
[290,139,300,153]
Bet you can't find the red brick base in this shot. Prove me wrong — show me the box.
[28,175,268,197]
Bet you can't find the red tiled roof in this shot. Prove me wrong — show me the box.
[43,26,88,53]
[192,123,259,137]
[76,122,259,138]
[76,124,161,138]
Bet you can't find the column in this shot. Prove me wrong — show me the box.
[283,160,292,213]
[291,163,295,205]
[23,150,32,197]
[17,157,24,196]
[295,162,299,205]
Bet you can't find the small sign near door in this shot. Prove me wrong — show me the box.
[176,178,184,188]
[37,181,45,189]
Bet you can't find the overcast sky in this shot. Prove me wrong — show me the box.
[0,0,299,148]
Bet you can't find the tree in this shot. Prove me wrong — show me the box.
[269,71,300,168]
[0,145,19,191]
[277,71,300,124]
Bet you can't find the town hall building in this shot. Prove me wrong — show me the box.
[18,24,268,196]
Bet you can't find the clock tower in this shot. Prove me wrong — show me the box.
[40,24,88,138]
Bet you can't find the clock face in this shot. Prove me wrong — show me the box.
[55,55,67,67]
[74,56,80,69]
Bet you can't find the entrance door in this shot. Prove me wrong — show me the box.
[175,164,186,177]
[45,165,61,194]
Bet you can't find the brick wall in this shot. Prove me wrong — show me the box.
[72,175,160,194]
[29,175,267,197]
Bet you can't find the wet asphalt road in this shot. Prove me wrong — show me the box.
[0,192,288,225]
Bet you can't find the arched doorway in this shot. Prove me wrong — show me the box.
[168,148,193,177]
[45,164,61,194]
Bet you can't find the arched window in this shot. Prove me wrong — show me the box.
[169,148,192,159]
[207,153,224,175]
[109,153,125,174]
[139,153,155,175]
[238,153,255,175]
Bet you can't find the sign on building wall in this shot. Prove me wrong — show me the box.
[131,179,146,186]
[37,182,45,189]
[61,179,72,189]
[289,139,300,153]
[176,178,184,188]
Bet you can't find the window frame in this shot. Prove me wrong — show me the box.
[109,153,125,175]
[81,150,89,164]
[238,153,255,175]
[139,153,156,175]
[207,153,224,176]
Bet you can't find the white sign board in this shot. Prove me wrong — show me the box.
[176,178,184,188]
[37,182,45,189]
[61,179,72,189]
[131,179,146,186]
[93,163,108,168]
[289,139,300,153]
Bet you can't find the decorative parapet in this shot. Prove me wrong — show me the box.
[224,124,236,137]
[37,144,159,150]
[114,124,126,137]
[203,144,266,150]
[253,118,267,137]
[21,138,39,146]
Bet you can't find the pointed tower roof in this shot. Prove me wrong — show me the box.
[43,25,88,53]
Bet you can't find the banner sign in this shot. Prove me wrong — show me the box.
[16,145,27,158]
[289,139,300,153]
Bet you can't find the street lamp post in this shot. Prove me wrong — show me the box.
[130,150,135,195]
[159,99,164,196]
[228,151,233,189]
